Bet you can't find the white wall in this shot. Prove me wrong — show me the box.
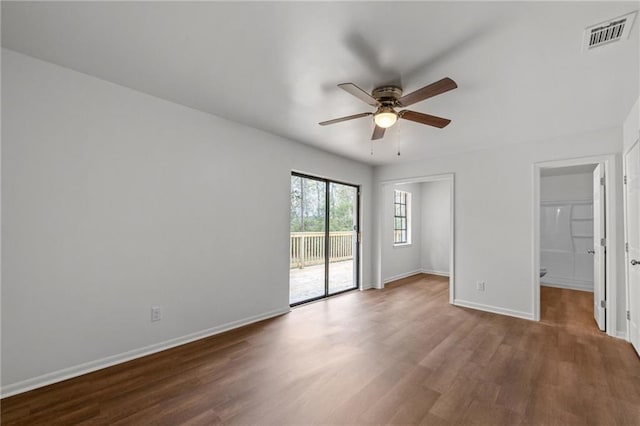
[381,182,422,282]
[1,49,374,394]
[374,126,625,328]
[540,173,593,202]
[623,97,639,339]
[420,181,450,275]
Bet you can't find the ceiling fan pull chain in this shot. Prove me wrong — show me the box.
[396,124,401,156]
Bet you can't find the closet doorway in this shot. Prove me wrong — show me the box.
[289,173,360,306]
[538,164,600,331]
[533,155,619,337]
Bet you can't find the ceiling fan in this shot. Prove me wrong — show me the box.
[319,77,457,140]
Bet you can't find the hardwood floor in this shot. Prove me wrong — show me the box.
[540,285,599,334]
[3,274,640,425]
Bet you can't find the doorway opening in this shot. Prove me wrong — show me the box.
[376,174,455,303]
[289,173,360,306]
[538,164,600,333]
[533,155,619,337]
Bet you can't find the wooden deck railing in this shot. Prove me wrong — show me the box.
[290,231,355,269]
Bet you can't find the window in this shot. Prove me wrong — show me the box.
[394,190,410,245]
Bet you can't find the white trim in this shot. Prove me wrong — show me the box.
[376,173,455,305]
[541,280,593,292]
[622,138,639,343]
[449,176,456,304]
[383,269,422,284]
[616,330,628,340]
[533,165,541,320]
[540,199,594,205]
[1,307,290,399]
[421,269,450,277]
[453,299,534,321]
[392,243,413,248]
[532,154,618,338]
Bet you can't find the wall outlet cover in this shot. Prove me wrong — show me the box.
[151,306,162,322]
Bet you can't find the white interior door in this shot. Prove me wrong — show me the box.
[593,164,606,331]
[625,141,640,355]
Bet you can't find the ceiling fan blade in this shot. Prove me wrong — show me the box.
[319,112,372,126]
[372,125,385,140]
[397,77,457,107]
[400,110,451,128]
[338,83,380,107]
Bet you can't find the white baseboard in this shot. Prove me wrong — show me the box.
[421,269,449,277]
[1,307,290,399]
[615,330,628,340]
[383,269,422,284]
[541,277,593,292]
[453,299,534,321]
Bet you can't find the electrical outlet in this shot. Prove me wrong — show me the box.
[476,281,485,291]
[151,306,162,322]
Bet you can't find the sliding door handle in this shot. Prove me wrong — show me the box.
[587,249,595,254]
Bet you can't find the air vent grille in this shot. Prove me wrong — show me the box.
[588,19,626,48]
[583,11,637,51]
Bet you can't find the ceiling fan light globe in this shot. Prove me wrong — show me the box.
[374,111,397,128]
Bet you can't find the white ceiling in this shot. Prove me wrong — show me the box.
[2,1,639,165]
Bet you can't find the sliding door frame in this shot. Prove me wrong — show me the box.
[290,172,360,306]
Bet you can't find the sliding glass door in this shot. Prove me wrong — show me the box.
[289,173,359,306]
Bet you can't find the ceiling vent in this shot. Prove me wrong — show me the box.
[583,11,637,51]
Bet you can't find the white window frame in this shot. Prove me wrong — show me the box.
[393,190,411,246]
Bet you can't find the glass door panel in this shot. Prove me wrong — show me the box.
[328,182,358,295]
[290,174,359,306]
[289,175,326,305]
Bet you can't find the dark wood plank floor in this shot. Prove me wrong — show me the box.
[3,274,640,425]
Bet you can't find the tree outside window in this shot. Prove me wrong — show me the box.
[394,190,410,244]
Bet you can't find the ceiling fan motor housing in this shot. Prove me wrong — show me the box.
[372,86,403,106]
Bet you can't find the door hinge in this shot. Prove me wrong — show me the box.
[601,300,606,309]
[626,242,629,253]
[601,238,606,247]
[624,175,627,185]
[600,177,605,186]
[628,310,631,320]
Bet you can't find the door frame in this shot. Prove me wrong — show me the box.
[375,173,455,304]
[289,172,361,306]
[623,138,640,342]
[532,154,619,337]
